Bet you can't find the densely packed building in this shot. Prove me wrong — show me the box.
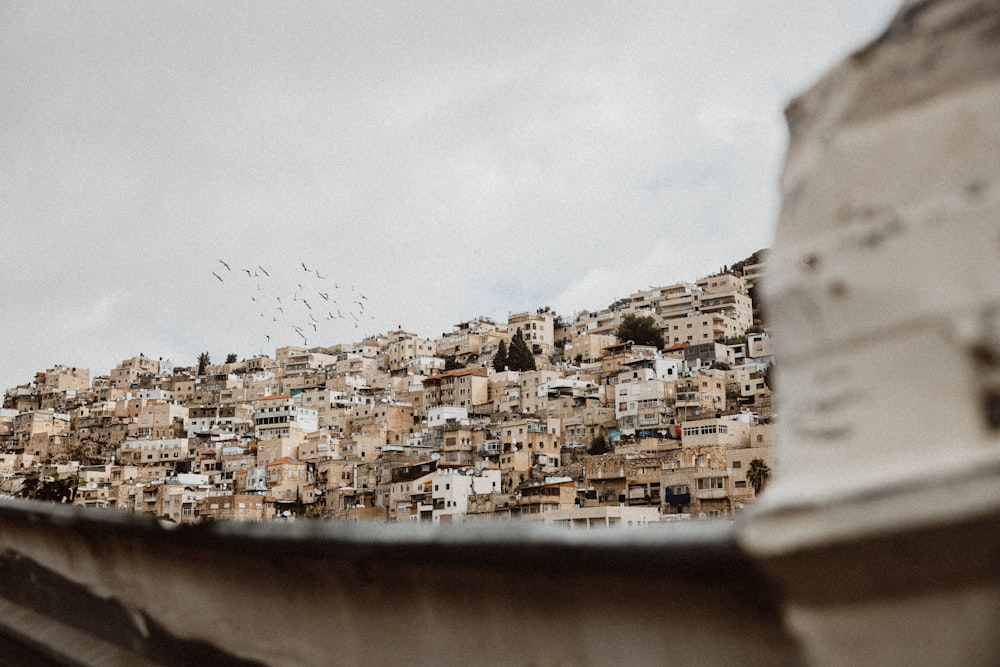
[2,261,773,525]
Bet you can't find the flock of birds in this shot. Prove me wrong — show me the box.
[211,259,373,349]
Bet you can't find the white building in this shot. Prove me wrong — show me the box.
[254,395,318,438]
[431,467,502,523]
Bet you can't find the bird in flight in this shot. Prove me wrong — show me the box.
[212,272,224,282]
[218,260,231,271]
[258,265,269,277]
[315,269,325,279]
[301,262,309,272]
[243,269,253,278]
[319,292,329,301]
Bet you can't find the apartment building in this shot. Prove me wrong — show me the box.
[253,395,318,439]
[382,330,436,373]
[508,310,555,356]
[513,479,576,518]
[108,356,161,389]
[422,369,488,408]
[196,494,276,521]
[118,438,192,469]
[431,466,502,523]
[563,333,617,365]
[435,317,504,365]
[614,374,676,437]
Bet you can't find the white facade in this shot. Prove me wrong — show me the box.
[426,405,469,428]
[431,467,502,523]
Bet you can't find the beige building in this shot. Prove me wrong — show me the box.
[508,310,555,357]
[196,494,276,521]
[132,401,189,440]
[664,313,743,346]
[514,479,577,518]
[387,459,438,522]
[695,273,753,328]
[253,394,318,439]
[12,409,71,454]
[422,369,488,408]
[584,454,627,503]
[674,374,726,421]
[382,330,436,373]
[109,356,161,389]
[562,333,617,365]
[118,437,192,470]
[256,431,305,465]
[569,309,623,339]
[497,448,532,493]
[658,415,773,516]
[614,374,676,437]
[434,317,504,365]
[266,457,313,502]
[36,365,90,403]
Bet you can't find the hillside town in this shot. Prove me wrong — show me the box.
[1,254,773,527]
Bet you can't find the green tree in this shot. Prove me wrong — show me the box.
[615,314,665,349]
[588,434,609,455]
[492,340,509,372]
[443,355,464,371]
[16,471,78,503]
[225,353,238,364]
[507,328,536,372]
[197,352,211,375]
[746,458,772,495]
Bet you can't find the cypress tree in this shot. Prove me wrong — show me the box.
[508,328,536,372]
[493,339,509,372]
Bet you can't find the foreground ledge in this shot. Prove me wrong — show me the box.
[0,498,800,666]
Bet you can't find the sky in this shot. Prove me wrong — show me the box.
[0,1,901,390]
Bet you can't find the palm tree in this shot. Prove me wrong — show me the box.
[746,458,771,495]
[197,352,211,375]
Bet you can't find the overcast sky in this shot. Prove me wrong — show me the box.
[0,1,901,390]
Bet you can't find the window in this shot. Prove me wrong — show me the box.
[733,460,742,469]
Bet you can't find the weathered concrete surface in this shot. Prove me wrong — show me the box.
[0,499,801,666]
[3,2,999,665]
[741,0,1000,664]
